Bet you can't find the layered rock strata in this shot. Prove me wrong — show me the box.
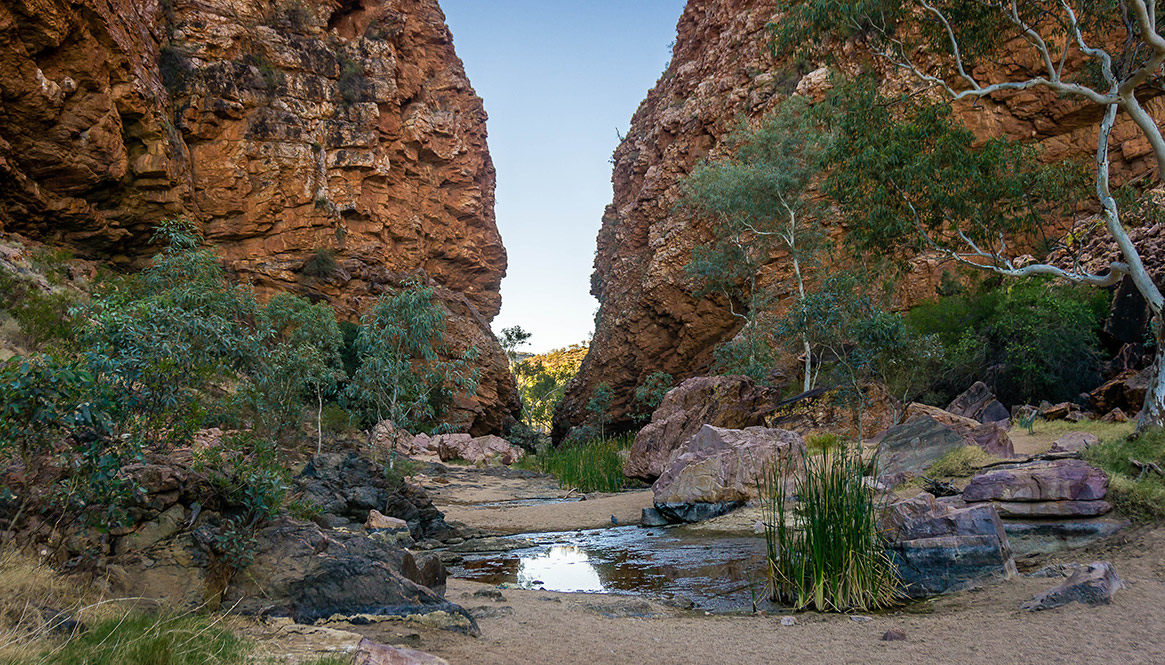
[0,0,518,432]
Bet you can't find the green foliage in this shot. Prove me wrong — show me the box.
[822,81,1086,265]
[195,432,289,527]
[804,432,843,452]
[41,612,250,665]
[241,293,344,440]
[302,248,339,279]
[0,271,80,352]
[319,402,357,435]
[906,277,1108,405]
[1084,428,1165,522]
[337,54,366,105]
[498,325,532,364]
[520,435,634,493]
[343,279,478,431]
[585,382,615,439]
[0,356,113,462]
[513,344,586,432]
[240,53,283,93]
[761,445,900,612]
[632,371,674,421]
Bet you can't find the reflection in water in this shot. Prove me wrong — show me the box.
[517,545,605,592]
[450,526,769,612]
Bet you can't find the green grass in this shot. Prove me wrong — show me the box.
[518,435,634,493]
[1084,427,1165,522]
[805,432,845,452]
[761,445,900,612]
[926,446,997,478]
[1032,418,1136,440]
[31,612,248,665]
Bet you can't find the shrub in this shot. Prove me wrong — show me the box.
[302,248,339,279]
[761,445,900,611]
[804,432,843,452]
[337,54,366,105]
[1083,428,1165,522]
[632,371,674,422]
[343,279,478,431]
[159,45,194,93]
[0,271,80,352]
[194,432,289,528]
[585,382,614,439]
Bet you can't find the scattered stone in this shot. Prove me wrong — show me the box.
[780,616,796,626]
[1026,563,1084,578]
[472,588,506,602]
[850,615,873,622]
[1090,369,1151,415]
[448,537,534,553]
[1102,408,1129,423]
[947,382,1010,426]
[1042,402,1074,420]
[882,629,907,641]
[366,510,410,531]
[1049,432,1100,453]
[468,605,514,620]
[963,459,1108,503]
[435,434,525,466]
[370,420,417,457]
[1022,562,1123,611]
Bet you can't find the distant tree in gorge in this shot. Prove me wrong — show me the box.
[774,0,1165,430]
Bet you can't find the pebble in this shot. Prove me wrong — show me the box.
[882,629,906,641]
[850,615,873,623]
[780,616,796,626]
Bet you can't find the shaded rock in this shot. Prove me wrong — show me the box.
[980,400,1012,426]
[1022,562,1123,611]
[115,504,186,555]
[1107,343,1147,377]
[765,382,898,442]
[225,519,475,630]
[1042,402,1074,420]
[623,376,778,481]
[371,421,417,457]
[366,510,409,531]
[875,416,965,480]
[653,501,744,524]
[902,403,1015,458]
[355,637,450,665]
[1104,276,1151,348]
[993,500,1113,518]
[640,507,669,527]
[947,382,1009,426]
[1002,518,1129,556]
[882,492,1016,598]
[963,460,1109,503]
[1102,408,1130,423]
[1090,369,1151,415]
[448,537,533,554]
[652,425,805,508]
[882,629,907,641]
[413,553,447,597]
[1050,432,1100,453]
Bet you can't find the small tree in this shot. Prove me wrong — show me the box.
[498,325,532,364]
[632,371,675,422]
[776,0,1165,429]
[681,97,832,389]
[586,382,615,440]
[343,279,479,433]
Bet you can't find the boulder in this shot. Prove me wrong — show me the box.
[903,404,1015,458]
[624,376,778,481]
[947,382,1010,426]
[882,492,1016,598]
[1049,432,1100,453]
[963,459,1109,503]
[371,421,416,457]
[1090,368,1151,415]
[1003,518,1129,556]
[435,434,524,465]
[1022,562,1123,611]
[224,519,477,631]
[1101,408,1129,423]
[993,500,1113,518]
[875,409,1014,480]
[640,507,669,527]
[1042,402,1074,420]
[651,425,805,522]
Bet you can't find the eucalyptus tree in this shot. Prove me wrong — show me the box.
[775,0,1165,428]
[681,96,832,389]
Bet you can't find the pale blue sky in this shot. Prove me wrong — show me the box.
[441,1,687,353]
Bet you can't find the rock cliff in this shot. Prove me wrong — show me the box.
[553,0,1165,438]
[0,0,518,433]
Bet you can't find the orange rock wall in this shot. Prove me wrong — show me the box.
[554,0,1165,437]
[0,0,518,433]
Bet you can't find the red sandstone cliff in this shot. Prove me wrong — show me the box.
[0,0,518,433]
[553,0,1165,438]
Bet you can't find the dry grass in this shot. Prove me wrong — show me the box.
[0,551,98,662]
[926,446,999,478]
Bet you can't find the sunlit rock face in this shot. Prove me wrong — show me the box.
[553,0,1165,438]
[0,0,519,433]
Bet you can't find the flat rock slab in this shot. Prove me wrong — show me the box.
[993,500,1113,518]
[1049,432,1100,453]
[1023,562,1123,611]
[963,459,1108,503]
[654,501,744,524]
[1002,518,1129,556]
[356,637,450,665]
[890,534,1018,598]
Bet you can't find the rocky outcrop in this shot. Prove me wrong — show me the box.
[651,424,804,523]
[555,0,1165,435]
[622,375,778,481]
[874,405,1015,481]
[0,0,517,433]
[433,433,524,465]
[1023,562,1123,611]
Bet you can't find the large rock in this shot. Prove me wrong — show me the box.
[1049,432,1100,453]
[0,0,519,435]
[963,459,1109,503]
[1090,368,1151,415]
[552,0,1165,438]
[1022,562,1123,611]
[622,376,778,481]
[355,637,450,665]
[224,519,476,631]
[882,492,1017,598]
[947,382,1010,426]
[434,434,524,466]
[651,425,804,522]
[874,407,1014,480]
